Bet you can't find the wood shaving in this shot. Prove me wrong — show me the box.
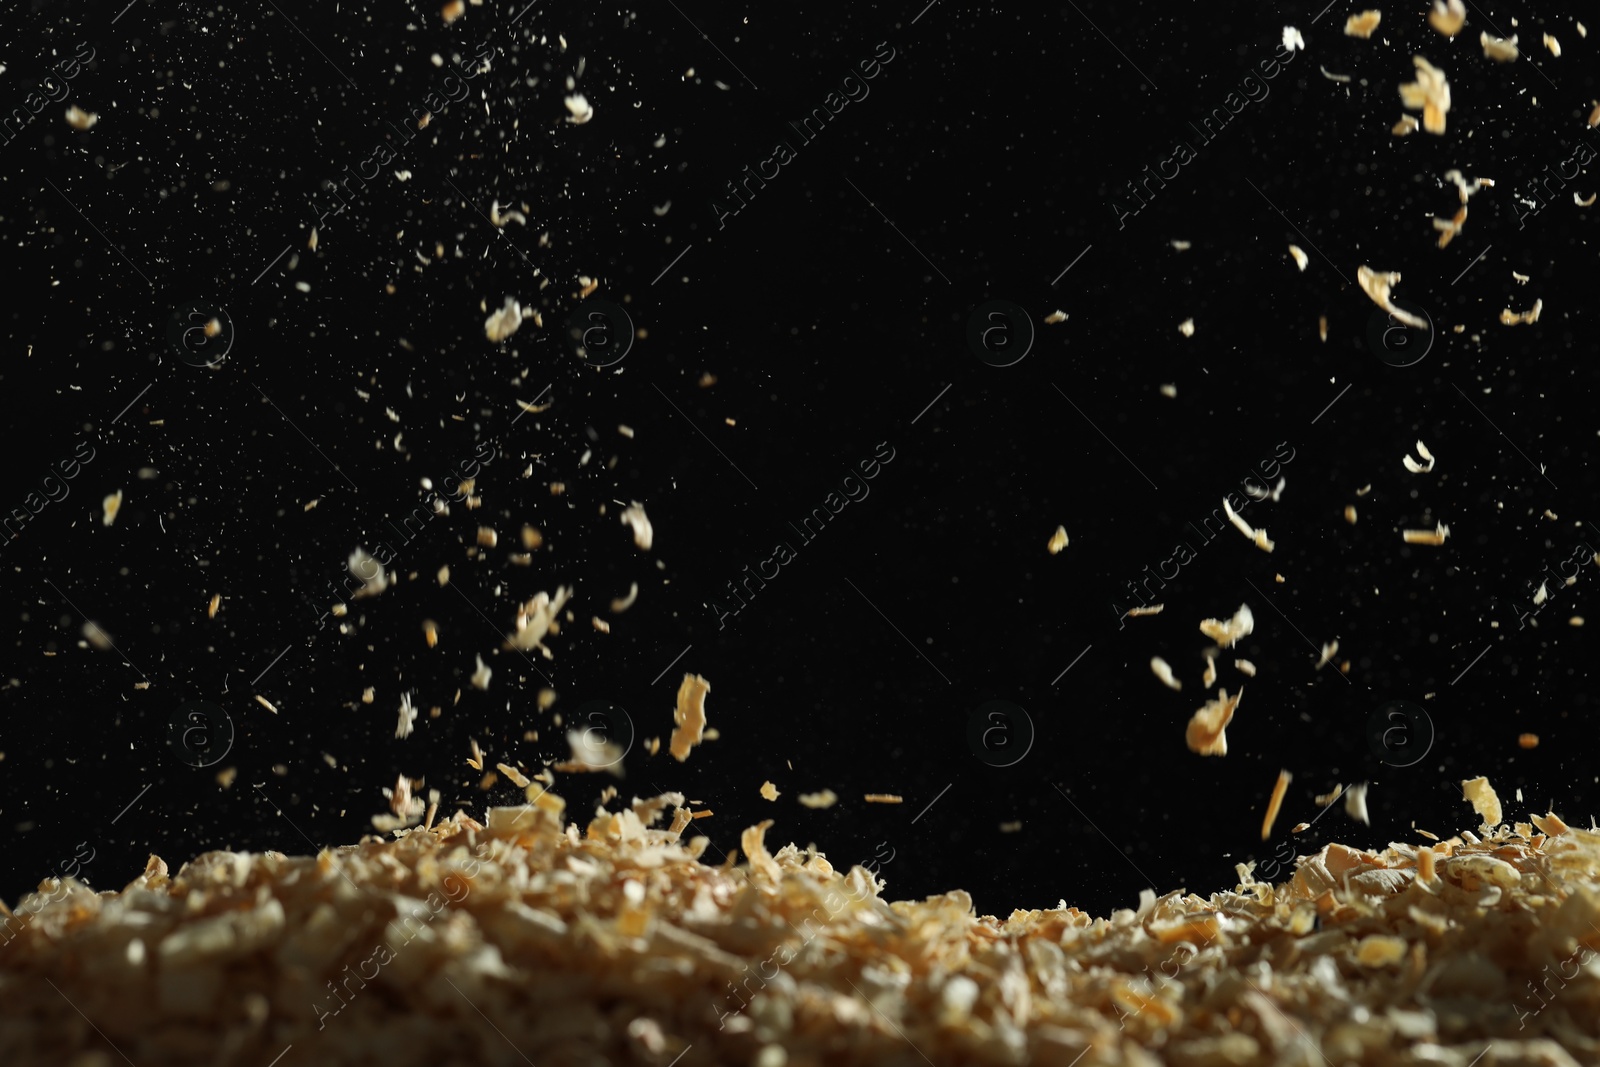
[1398,56,1450,135]
[1047,526,1069,554]
[610,582,639,614]
[8,791,1600,1064]
[760,781,779,801]
[1432,204,1467,248]
[102,489,123,526]
[1403,439,1436,473]
[1345,10,1381,38]
[1444,169,1495,203]
[552,729,625,777]
[485,296,524,342]
[505,586,572,658]
[395,692,418,739]
[1590,102,1600,128]
[1043,310,1068,325]
[1283,25,1305,51]
[1170,238,1191,250]
[1221,497,1273,552]
[1320,66,1352,83]
[1262,769,1291,840]
[1185,687,1242,756]
[591,616,611,634]
[1128,604,1165,617]
[1318,314,1328,342]
[1345,782,1371,825]
[1500,299,1543,325]
[620,503,653,551]
[1316,783,1345,808]
[1177,318,1195,337]
[1234,658,1256,677]
[348,547,388,598]
[1345,505,1358,524]
[466,738,484,770]
[1357,266,1428,329]
[1150,657,1182,691]
[669,673,710,762]
[65,105,98,130]
[1519,733,1540,749]
[797,789,838,809]
[208,594,221,619]
[1315,641,1339,670]
[1199,603,1254,647]
[254,694,279,715]
[1287,245,1308,271]
[1428,0,1465,35]
[1577,192,1596,207]
[1201,653,1217,688]
[1391,114,1420,136]
[1480,32,1519,61]
[863,794,903,804]
[471,654,492,690]
[496,763,531,789]
[1462,776,1503,832]
[1402,522,1450,545]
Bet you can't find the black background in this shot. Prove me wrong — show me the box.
[0,0,1595,924]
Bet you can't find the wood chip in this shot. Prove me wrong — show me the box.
[1262,769,1292,840]
[1199,603,1254,647]
[1234,658,1256,677]
[1398,56,1450,134]
[1177,318,1195,337]
[1047,526,1069,554]
[1402,522,1450,545]
[760,781,779,801]
[797,789,838,809]
[864,794,903,804]
[1185,687,1242,756]
[1345,782,1371,825]
[1462,776,1502,831]
[1403,439,1436,473]
[254,694,279,715]
[620,503,653,551]
[496,763,531,788]
[1345,505,1358,524]
[1500,299,1543,325]
[1150,657,1182,691]
[1357,265,1428,328]
[669,673,710,762]
[1428,0,1465,35]
[1345,10,1381,38]
[1480,32,1519,61]
[1287,245,1308,271]
[1129,604,1165,617]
